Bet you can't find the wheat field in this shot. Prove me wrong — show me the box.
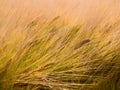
[0,0,120,90]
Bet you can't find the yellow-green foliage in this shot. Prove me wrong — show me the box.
[0,16,120,90]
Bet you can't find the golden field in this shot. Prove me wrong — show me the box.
[0,0,120,90]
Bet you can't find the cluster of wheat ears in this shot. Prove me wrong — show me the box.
[0,15,119,90]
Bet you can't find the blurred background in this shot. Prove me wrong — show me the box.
[0,0,120,23]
